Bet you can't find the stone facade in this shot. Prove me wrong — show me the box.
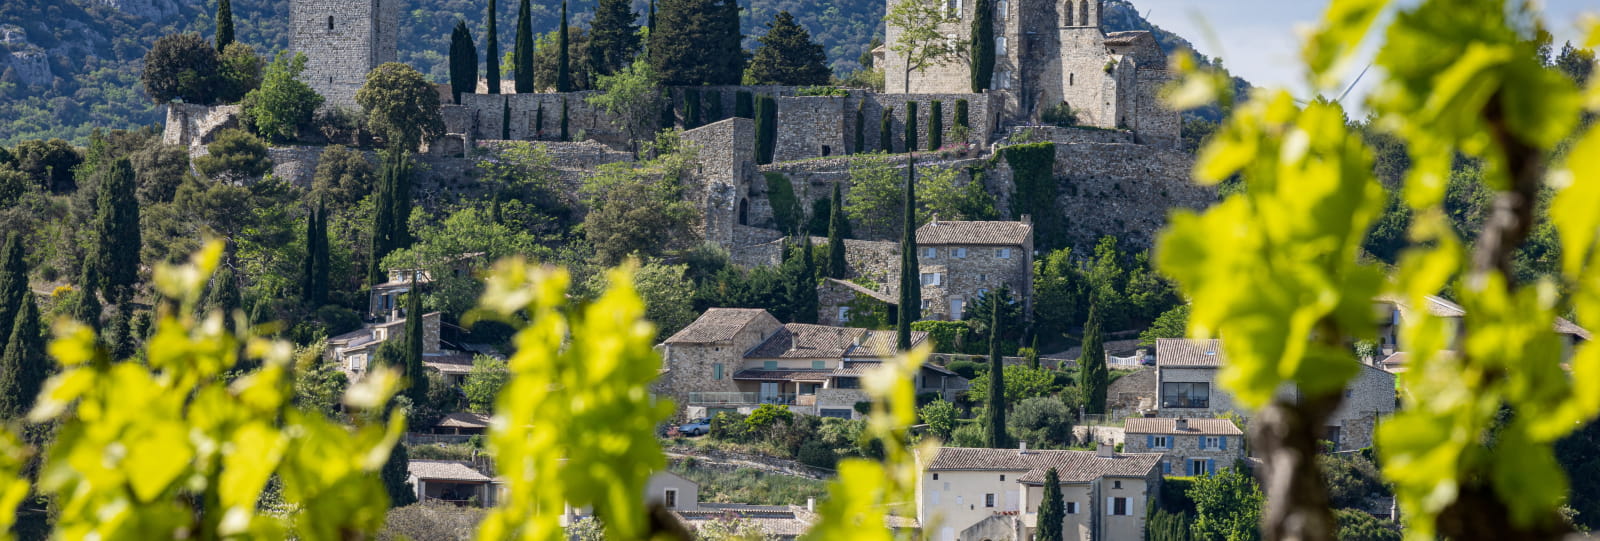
[163,103,242,148]
[289,0,397,109]
[918,446,1161,541]
[1122,418,1245,477]
[913,220,1035,321]
[682,118,758,250]
[774,96,848,163]
[449,92,632,147]
[1106,367,1155,413]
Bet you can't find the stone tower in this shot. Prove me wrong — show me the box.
[289,0,398,109]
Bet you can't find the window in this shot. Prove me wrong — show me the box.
[664,489,678,508]
[764,360,778,370]
[1110,497,1130,516]
[820,408,852,418]
[955,247,968,258]
[932,473,939,480]
[996,36,1008,56]
[1199,436,1226,450]
[838,306,850,322]
[835,377,861,389]
[984,493,996,508]
[1161,382,1211,408]
[1070,73,1075,86]
[713,364,723,380]
[921,273,942,287]
[1065,501,1078,514]
[924,247,937,258]
[327,15,334,30]
[998,248,1011,258]
[998,0,1008,18]
[813,360,826,369]
[1151,435,1169,449]
[1113,480,1121,489]
[1188,459,1210,476]
[999,474,1005,481]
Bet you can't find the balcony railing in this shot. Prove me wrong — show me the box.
[687,392,802,405]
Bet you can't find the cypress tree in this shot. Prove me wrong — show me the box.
[970,0,995,92]
[107,304,134,362]
[449,21,479,103]
[590,0,640,77]
[896,156,919,350]
[403,278,428,404]
[684,88,702,129]
[301,205,317,306]
[754,95,777,164]
[381,438,416,507]
[985,297,1008,448]
[202,266,242,323]
[929,100,944,150]
[535,102,545,139]
[556,0,572,92]
[95,158,141,304]
[880,107,894,153]
[735,91,754,119]
[827,183,848,279]
[648,0,657,35]
[706,91,725,123]
[216,0,235,51]
[311,201,330,306]
[1036,468,1064,541]
[1079,299,1109,414]
[486,0,501,94]
[955,99,970,129]
[905,101,919,153]
[0,234,29,350]
[659,89,676,129]
[798,236,818,323]
[70,261,102,332]
[501,96,511,139]
[513,0,535,93]
[854,100,866,154]
[369,150,412,285]
[560,98,570,141]
[0,293,45,420]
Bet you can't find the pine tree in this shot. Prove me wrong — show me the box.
[0,234,28,351]
[684,88,702,129]
[897,156,919,350]
[513,0,535,93]
[216,0,235,51]
[590,0,639,77]
[985,297,1009,448]
[486,0,501,94]
[95,158,141,303]
[556,0,572,92]
[1036,468,1064,541]
[560,98,570,141]
[70,261,102,332]
[735,91,754,118]
[905,101,919,153]
[880,107,894,152]
[744,11,831,86]
[649,0,744,85]
[970,0,996,92]
[0,293,45,420]
[827,183,848,279]
[402,278,428,404]
[449,20,478,103]
[1079,299,1109,414]
[854,100,866,154]
[928,100,943,150]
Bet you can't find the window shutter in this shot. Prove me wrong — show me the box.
[1219,437,1227,450]
[1106,497,1114,515]
[1207,459,1216,474]
[1146,435,1153,449]
[1198,436,1206,450]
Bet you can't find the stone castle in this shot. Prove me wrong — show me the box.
[289,0,399,109]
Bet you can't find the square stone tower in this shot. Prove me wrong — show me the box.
[289,0,399,109]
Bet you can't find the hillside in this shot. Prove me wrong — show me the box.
[0,0,1217,145]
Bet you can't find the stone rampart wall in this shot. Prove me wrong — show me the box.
[1004,125,1135,145]
[455,92,630,148]
[1045,142,1211,250]
[163,103,241,148]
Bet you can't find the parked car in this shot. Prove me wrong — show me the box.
[678,417,712,436]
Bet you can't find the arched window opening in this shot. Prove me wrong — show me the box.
[1080,0,1090,26]
[1063,1,1073,25]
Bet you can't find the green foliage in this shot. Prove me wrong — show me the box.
[1009,396,1073,449]
[911,321,971,353]
[945,359,982,379]
[93,157,141,301]
[649,0,744,86]
[879,108,895,153]
[779,238,821,324]
[589,0,641,78]
[965,364,1059,406]
[587,59,661,143]
[400,287,429,405]
[68,263,103,331]
[745,11,832,86]
[301,201,330,307]
[1035,467,1063,541]
[215,0,234,51]
[1139,304,1190,346]
[1558,419,1600,531]
[383,206,548,318]
[1077,301,1107,414]
[486,0,502,94]
[1145,507,1194,541]
[954,99,970,130]
[797,440,839,469]
[513,0,535,93]
[601,261,699,341]
[310,145,376,211]
[735,91,755,119]
[141,33,221,104]
[683,88,702,129]
[854,101,867,154]
[555,0,572,92]
[243,51,322,143]
[192,129,271,183]
[580,135,701,265]
[765,173,802,234]
[827,183,849,278]
[668,463,830,505]
[999,143,1062,249]
[843,155,996,239]
[0,293,44,420]
[449,20,479,103]
[356,63,445,153]
[884,0,963,93]
[1040,102,1078,127]
[1333,509,1401,541]
[1188,467,1263,541]
[746,404,796,431]
[928,100,943,151]
[1321,452,1388,511]
[216,43,263,104]
[382,437,416,508]
[969,0,995,92]
[904,101,919,153]
[463,355,510,413]
[985,298,1008,448]
[918,399,957,441]
[368,149,414,285]
[897,159,918,350]
[12,139,83,193]
[797,86,849,97]
[755,94,778,165]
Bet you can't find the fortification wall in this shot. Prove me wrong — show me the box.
[455,92,629,148]
[1004,125,1135,145]
[682,118,757,248]
[1133,70,1181,149]
[267,146,326,188]
[1046,142,1211,249]
[163,103,241,148]
[773,96,847,163]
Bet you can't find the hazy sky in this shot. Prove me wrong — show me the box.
[1132,0,1595,107]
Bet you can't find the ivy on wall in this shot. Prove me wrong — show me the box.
[998,142,1061,250]
[764,172,802,234]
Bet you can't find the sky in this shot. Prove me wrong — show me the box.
[1132,0,1595,108]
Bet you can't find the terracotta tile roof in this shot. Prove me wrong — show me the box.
[1379,294,1590,340]
[1155,338,1225,367]
[731,369,834,382]
[664,308,772,344]
[915,220,1032,246]
[1124,417,1242,436]
[745,325,928,360]
[435,411,492,429]
[925,447,1160,483]
[408,460,492,482]
[822,278,897,305]
[830,360,957,377]
[677,505,814,537]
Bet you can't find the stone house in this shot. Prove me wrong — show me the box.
[1153,338,1396,451]
[326,310,442,375]
[817,278,899,327]
[1121,417,1244,477]
[913,219,1035,320]
[918,445,1162,541]
[882,0,1179,147]
[1373,294,1590,372]
[655,308,967,420]
[407,460,493,507]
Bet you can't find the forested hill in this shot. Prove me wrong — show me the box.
[0,0,1208,145]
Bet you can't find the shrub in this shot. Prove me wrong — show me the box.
[710,411,749,441]
[1041,101,1078,127]
[945,359,984,379]
[745,404,795,431]
[797,85,848,97]
[912,320,972,353]
[378,501,484,541]
[193,129,272,182]
[1008,396,1074,448]
[918,399,958,441]
[797,440,838,469]
[950,421,986,447]
[853,401,872,415]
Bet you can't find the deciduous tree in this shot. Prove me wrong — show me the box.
[243,52,322,141]
[885,0,963,93]
[356,63,445,152]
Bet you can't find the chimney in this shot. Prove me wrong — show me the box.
[1096,442,1114,458]
[1018,441,1030,454]
[1174,417,1188,431]
[1020,214,1032,224]
[807,498,815,512]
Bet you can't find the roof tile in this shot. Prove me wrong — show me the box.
[1155,338,1225,367]
[925,447,1161,483]
[1124,417,1242,436]
[664,308,772,344]
[915,220,1032,246]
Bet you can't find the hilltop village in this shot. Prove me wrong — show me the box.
[0,0,1595,538]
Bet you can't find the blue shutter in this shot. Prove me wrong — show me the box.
[1146,435,1154,449]
[1219,437,1227,450]
[1198,436,1206,450]
[1207,459,1216,474]
[1186,461,1195,476]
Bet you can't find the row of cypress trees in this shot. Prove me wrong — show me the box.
[0,234,45,421]
[453,0,637,100]
[367,150,415,285]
